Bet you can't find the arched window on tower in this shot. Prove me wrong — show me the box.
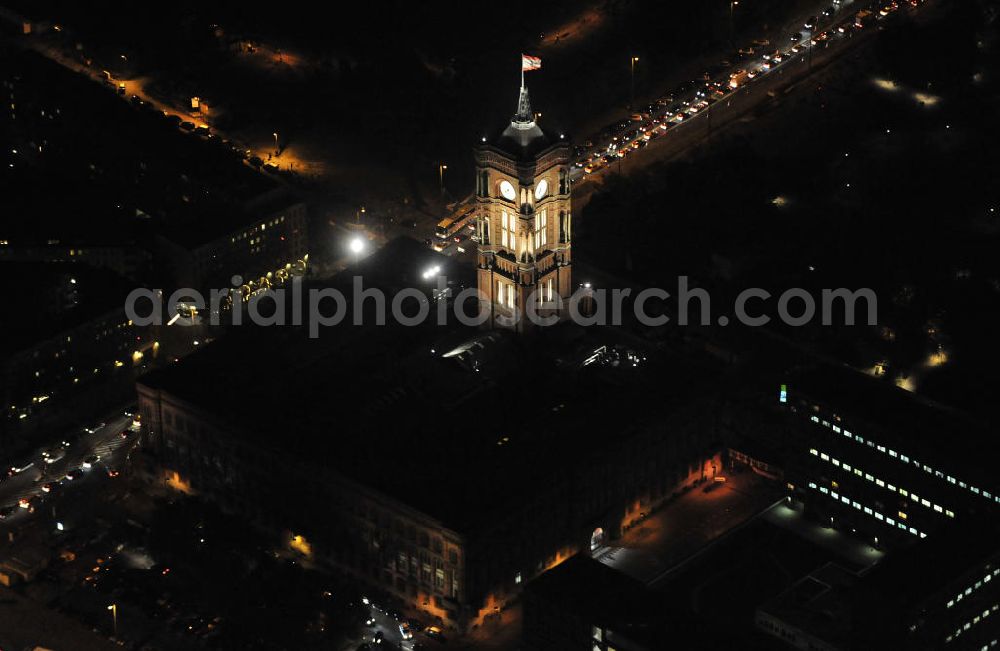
[479,171,489,197]
[559,168,569,195]
[559,211,566,243]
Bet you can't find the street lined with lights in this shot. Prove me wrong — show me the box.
[572,0,926,182]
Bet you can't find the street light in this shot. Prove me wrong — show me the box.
[273,132,279,155]
[629,56,640,107]
[356,206,366,224]
[108,603,118,637]
[438,164,448,194]
[349,237,365,264]
[730,1,739,44]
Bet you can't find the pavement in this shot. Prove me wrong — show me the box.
[595,470,782,584]
[0,584,120,651]
[763,501,885,570]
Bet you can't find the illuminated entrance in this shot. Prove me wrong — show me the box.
[590,527,605,552]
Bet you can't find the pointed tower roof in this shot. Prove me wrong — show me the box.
[512,83,534,126]
[493,80,549,160]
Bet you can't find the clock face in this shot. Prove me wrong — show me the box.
[499,180,516,201]
[534,179,548,200]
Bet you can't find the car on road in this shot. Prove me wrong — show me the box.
[18,496,39,510]
[41,481,61,493]
[179,120,196,132]
[82,454,101,470]
[424,626,446,642]
[804,15,818,30]
[7,461,33,477]
[65,468,84,481]
[0,505,16,520]
[43,447,65,464]
[399,623,414,640]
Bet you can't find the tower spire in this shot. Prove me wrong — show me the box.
[512,80,534,127]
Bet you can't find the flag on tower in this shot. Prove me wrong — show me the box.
[521,54,542,72]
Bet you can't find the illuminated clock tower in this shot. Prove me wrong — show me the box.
[475,78,572,333]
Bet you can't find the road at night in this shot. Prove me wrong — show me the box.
[0,412,137,530]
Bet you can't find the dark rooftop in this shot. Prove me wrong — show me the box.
[138,238,723,533]
[786,362,997,489]
[760,519,1000,649]
[0,261,133,356]
[2,48,283,250]
[526,554,660,642]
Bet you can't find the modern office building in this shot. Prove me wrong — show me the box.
[776,365,999,547]
[757,521,1000,650]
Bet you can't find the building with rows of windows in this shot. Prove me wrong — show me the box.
[776,365,998,547]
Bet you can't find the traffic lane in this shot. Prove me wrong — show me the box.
[363,602,408,649]
[575,5,881,179]
[33,415,133,483]
[0,415,136,528]
[363,601,458,650]
[581,30,866,182]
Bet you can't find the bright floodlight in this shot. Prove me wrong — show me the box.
[349,238,364,254]
[422,265,441,280]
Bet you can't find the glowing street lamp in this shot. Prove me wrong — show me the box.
[349,237,365,264]
[730,1,739,43]
[108,603,118,637]
[273,131,279,155]
[629,56,640,107]
[439,164,448,194]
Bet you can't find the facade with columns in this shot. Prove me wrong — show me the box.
[475,81,572,333]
